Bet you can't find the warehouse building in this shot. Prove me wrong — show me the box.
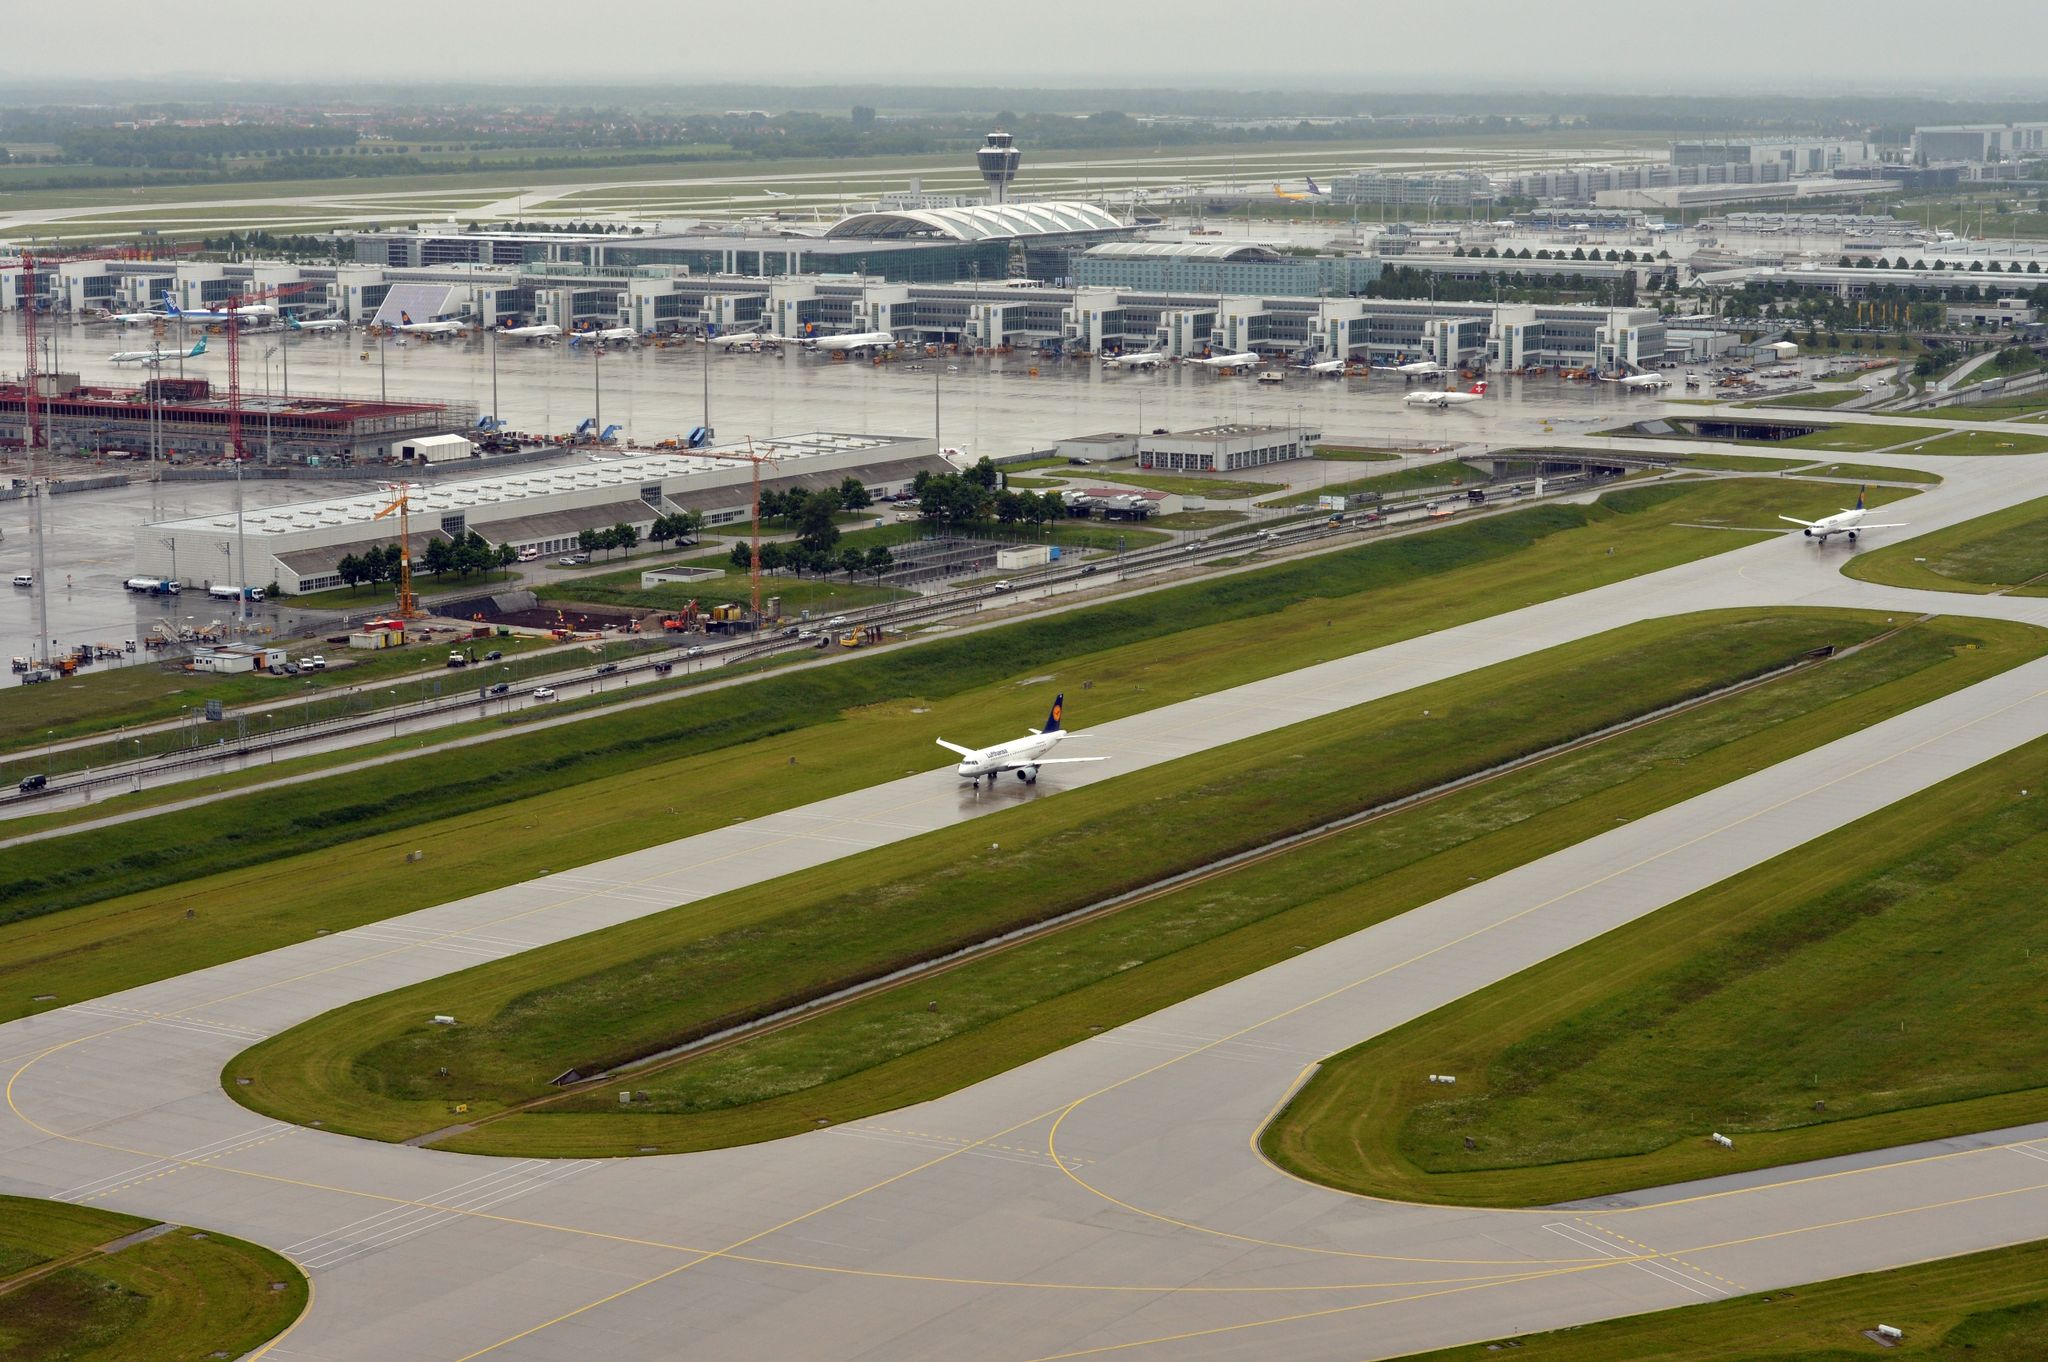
[1911,122,2048,165]
[134,433,946,595]
[1137,423,1321,474]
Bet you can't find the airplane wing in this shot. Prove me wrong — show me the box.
[994,756,1107,770]
[1852,522,1908,530]
[1777,516,1819,527]
[935,739,975,757]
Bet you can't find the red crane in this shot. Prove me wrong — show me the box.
[3,246,133,454]
[219,281,310,460]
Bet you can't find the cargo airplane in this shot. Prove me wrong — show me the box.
[1779,487,1905,545]
[1272,177,1328,201]
[936,693,1106,787]
[1403,381,1488,409]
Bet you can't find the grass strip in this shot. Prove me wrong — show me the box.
[0,480,1885,1020]
[1845,495,2048,597]
[1264,460,1496,508]
[1400,1237,2048,1362]
[1890,429,2048,456]
[224,611,2036,1153]
[1264,717,2048,1206]
[0,1196,305,1362]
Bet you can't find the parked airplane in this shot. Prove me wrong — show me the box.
[1101,350,1166,370]
[1403,381,1488,409]
[286,315,349,333]
[706,330,798,350]
[163,293,276,323]
[809,330,900,354]
[1778,487,1906,545]
[936,693,1106,787]
[570,326,639,345]
[392,312,467,337]
[1185,350,1262,370]
[100,308,163,325]
[1272,177,1329,201]
[1296,357,1349,377]
[109,338,206,366]
[1373,358,1446,377]
[1602,371,1670,390]
[498,321,562,342]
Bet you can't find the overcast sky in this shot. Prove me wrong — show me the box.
[8,0,2046,93]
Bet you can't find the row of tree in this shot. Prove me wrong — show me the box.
[910,471,1067,529]
[727,540,895,585]
[1839,256,2047,274]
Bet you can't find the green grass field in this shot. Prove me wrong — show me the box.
[1402,1239,2048,1362]
[1673,453,1811,473]
[1315,446,1405,462]
[1788,460,1942,484]
[223,610,2038,1154]
[1265,460,1495,508]
[1915,394,2048,422]
[1890,429,2048,456]
[1747,389,1863,410]
[1844,495,2048,596]
[1148,510,1247,530]
[0,1196,306,1362]
[1263,723,2048,1206]
[1089,471,1288,499]
[0,479,1908,1022]
[1772,423,1946,452]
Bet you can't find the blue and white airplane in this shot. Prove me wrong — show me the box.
[937,693,1106,787]
[162,292,275,323]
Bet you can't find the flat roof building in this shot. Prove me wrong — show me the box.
[1074,241,1380,297]
[1138,423,1322,474]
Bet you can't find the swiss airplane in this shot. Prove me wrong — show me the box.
[498,321,562,342]
[1403,381,1488,409]
[1779,487,1907,545]
[1101,350,1166,370]
[809,330,900,354]
[109,338,206,366]
[936,693,1106,787]
[1185,350,1262,370]
[1601,371,1670,390]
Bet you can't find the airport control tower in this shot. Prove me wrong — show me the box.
[977,130,1021,203]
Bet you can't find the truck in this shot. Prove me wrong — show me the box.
[207,584,266,603]
[124,576,182,596]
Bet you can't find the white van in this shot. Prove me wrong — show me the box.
[10,573,32,588]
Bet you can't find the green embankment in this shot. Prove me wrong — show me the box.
[0,479,1902,1020]
[1088,471,1287,499]
[223,610,2040,1155]
[1891,429,2048,456]
[1401,1239,2048,1362]
[1790,460,1942,485]
[1844,495,2048,596]
[1263,725,2048,1206]
[1747,388,1863,409]
[0,1196,306,1362]
[1265,460,1495,507]
[1674,453,1810,473]
[1771,423,1940,452]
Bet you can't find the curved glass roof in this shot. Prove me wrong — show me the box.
[825,201,1128,242]
[1083,241,1283,262]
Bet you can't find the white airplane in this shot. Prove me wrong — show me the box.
[1403,381,1488,409]
[1101,350,1166,370]
[110,337,207,366]
[391,312,467,337]
[1602,371,1670,390]
[1373,358,1446,377]
[162,293,276,323]
[286,315,349,333]
[1185,350,1262,370]
[570,326,638,346]
[706,330,798,350]
[810,330,899,354]
[1296,357,1349,378]
[100,308,163,325]
[935,693,1106,787]
[762,188,793,199]
[1779,487,1906,545]
[499,322,562,342]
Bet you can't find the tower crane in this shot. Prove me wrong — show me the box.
[220,282,311,461]
[694,440,781,620]
[373,482,425,620]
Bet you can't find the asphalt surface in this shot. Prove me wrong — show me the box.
[5,445,2048,1361]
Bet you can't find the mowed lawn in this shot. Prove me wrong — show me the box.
[0,1196,305,1362]
[1845,494,2048,595]
[1400,1239,2048,1362]
[1891,428,2048,456]
[1264,725,2048,1206]
[1265,459,1496,507]
[221,610,2039,1154]
[0,479,1912,1021]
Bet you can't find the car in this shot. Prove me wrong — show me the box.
[558,553,590,565]
[1080,564,1099,576]
[653,661,673,676]
[484,649,503,661]
[825,615,850,629]
[19,670,52,685]
[488,682,510,696]
[991,579,1015,593]
[531,686,556,700]
[796,629,816,641]
[684,646,703,658]
[283,661,300,675]
[595,662,619,675]
[447,651,469,668]
[19,773,47,792]
[298,655,326,670]
[11,572,33,588]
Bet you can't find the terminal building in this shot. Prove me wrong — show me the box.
[1072,241,1381,296]
[1911,122,2048,164]
[133,433,947,595]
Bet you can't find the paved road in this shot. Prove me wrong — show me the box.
[5,448,2048,1361]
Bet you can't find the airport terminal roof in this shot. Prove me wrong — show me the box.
[1083,241,1283,262]
[825,201,1127,242]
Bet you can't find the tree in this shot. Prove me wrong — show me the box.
[758,540,786,574]
[995,489,1025,525]
[838,547,866,581]
[612,522,639,558]
[864,544,894,586]
[336,553,364,592]
[577,528,599,556]
[496,543,517,576]
[966,456,1000,490]
[728,543,753,571]
[836,476,871,510]
[795,495,840,555]
[421,537,452,577]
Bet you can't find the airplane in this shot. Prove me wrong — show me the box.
[935,693,1106,787]
[761,188,793,199]
[570,325,638,346]
[809,330,900,354]
[286,315,349,333]
[100,308,163,325]
[1185,350,1262,371]
[498,321,562,342]
[1373,358,1446,377]
[1601,371,1670,390]
[1778,487,1906,545]
[1101,350,1166,370]
[1296,357,1349,378]
[706,330,799,350]
[1271,177,1329,201]
[109,338,207,366]
[392,311,467,337]
[162,293,276,324]
[1403,381,1488,409]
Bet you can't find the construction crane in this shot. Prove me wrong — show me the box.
[220,281,311,461]
[373,482,424,620]
[694,440,781,620]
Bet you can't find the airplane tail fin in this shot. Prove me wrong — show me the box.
[1855,485,1867,512]
[1472,381,1488,396]
[1307,177,1322,194]
[286,314,301,330]
[1043,693,1065,734]
[401,311,414,325]
[190,337,207,357]
[161,292,181,316]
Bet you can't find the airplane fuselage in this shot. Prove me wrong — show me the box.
[953,728,1067,780]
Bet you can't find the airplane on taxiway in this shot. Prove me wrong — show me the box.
[936,693,1105,787]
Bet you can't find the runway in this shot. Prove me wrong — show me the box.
[5,448,2048,1360]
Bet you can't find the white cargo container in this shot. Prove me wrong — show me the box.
[996,544,1052,570]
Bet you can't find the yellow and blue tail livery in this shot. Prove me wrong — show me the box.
[1044,694,1064,733]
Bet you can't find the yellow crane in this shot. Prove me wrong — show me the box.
[696,439,782,619]
[373,483,423,619]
